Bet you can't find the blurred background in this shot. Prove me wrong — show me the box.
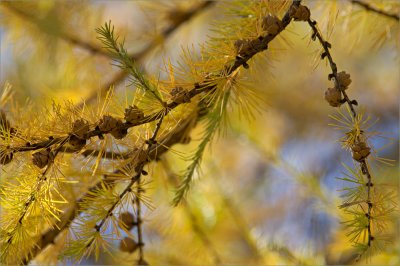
[0,0,399,265]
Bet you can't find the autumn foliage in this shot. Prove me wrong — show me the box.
[0,1,398,265]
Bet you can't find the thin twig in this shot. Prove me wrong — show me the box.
[305,5,375,256]
[62,147,130,159]
[86,114,165,258]
[307,19,358,118]
[364,163,373,247]
[135,177,144,263]
[135,114,165,264]
[351,0,399,21]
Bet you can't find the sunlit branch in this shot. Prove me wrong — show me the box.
[85,115,165,263]
[8,1,300,158]
[17,1,301,262]
[23,111,197,264]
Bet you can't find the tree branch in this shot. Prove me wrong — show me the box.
[23,110,197,264]
[19,1,301,262]
[351,0,399,21]
[307,19,358,118]
[305,5,376,258]
[85,115,165,262]
[9,0,300,158]
[2,136,70,264]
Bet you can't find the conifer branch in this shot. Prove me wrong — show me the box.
[306,19,358,118]
[351,0,400,21]
[96,22,165,105]
[173,0,301,205]
[230,0,301,71]
[13,137,68,224]
[8,0,300,160]
[83,114,165,262]
[62,147,130,159]
[1,136,69,264]
[6,1,393,263]
[3,4,303,233]
[172,87,230,205]
[304,4,378,259]
[135,178,145,264]
[23,111,197,264]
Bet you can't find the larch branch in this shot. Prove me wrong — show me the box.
[351,0,399,21]
[19,1,301,262]
[305,4,376,257]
